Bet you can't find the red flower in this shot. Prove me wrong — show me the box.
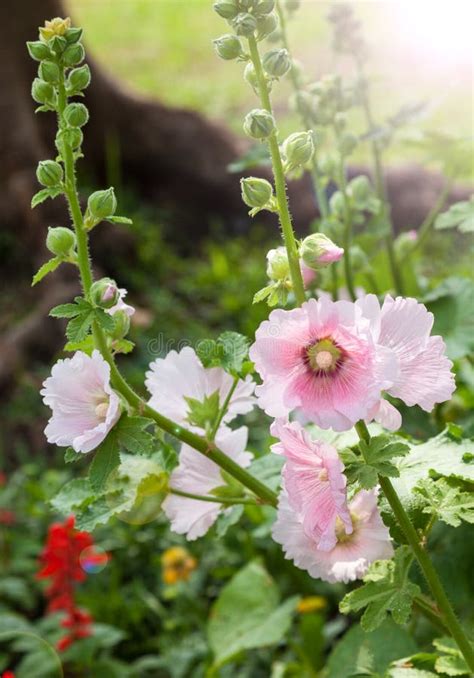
[2,671,15,678]
[0,509,16,526]
[37,516,94,651]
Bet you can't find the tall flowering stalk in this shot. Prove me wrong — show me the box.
[37,516,94,651]
[28,10,474,671]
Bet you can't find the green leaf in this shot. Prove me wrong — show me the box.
[414,477,474,527]
[106,215,133,225]
[249,454,284,492]
[94,307,115,333]
[89,434,121,493]
[326,619,417,678]
[50,477,95,515]
[340,546,421,632]
[31,186,62,208]
[423,277,474,360]
[185,390,220,432]
[207,560,298,667]
[433,637,472,676]
[218,331,250,374]
[32,256,61,286]
[215,505,244,537]
[49,302,83,318]
[115,416,155,456]
[343,435,410,490]
[435,197,474,233]
[112,338,135,355]
[64,335,95,354]
[64,447,84,464]
[66,308,95,342]
[253,284,274,304]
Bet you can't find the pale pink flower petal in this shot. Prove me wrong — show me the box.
[300,260,317,288]
[250,296,398,431]
[106,288,135,318]
[271,420,352,551]
[162,427,252,540]
[41,350,121,454]
[366,399,402,432]
[378,296,455,411]
[272,488,393,583]
[145,347,256,432]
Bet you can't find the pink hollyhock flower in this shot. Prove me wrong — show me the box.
[272,488,393,583]
[106,288,135,318]
[271,420,352,550]
[358,295,455,428]
[249,296,398,431]
[145,347,255,432]
[163,427,253,540]
[41,351,121,453]
[300,234,344,269]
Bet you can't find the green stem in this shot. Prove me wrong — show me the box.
[334,126,356,301]
[356,63,404,296]
[413,594,449,635]
[209,376,239,441]
[276,1,329,219]
[247,34,306,306]
[57,62,278,511]
[355,420,474,670]
[170,488,260,506]
[411,180,451,253]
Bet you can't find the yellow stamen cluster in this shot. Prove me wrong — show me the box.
[161,546,197,585]
[39,17,71,41]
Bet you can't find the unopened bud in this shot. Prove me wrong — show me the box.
[39,17,71,41]
[46,227,76,257]
[243,62,259,90]
[282,131,315,170]
[290,91,314,120]
[329,190,345,215]
[39,60,60,83]
[253,0,275,16]
[111,310,131,340]
[64,27,83,44]
[36,160,63,187]
[318,154,337,177]
[266,246,290,281]
[27,40,51,61]
[213,34,243,60]
[347,175,371,204]
[67,64,91,92]
[243,108,275,139]
[49,35,67,56]
[31,78,56,105]
[300,233,344,269]
[349,245,369,271]
[63,42,85,67]
[213,0,240,19]
[241,177,273,208]
[338,132,358,156]
[90,278,120,309]
[232,12,257,36]
[395,230,418,257]
[262,48,291,77]
[64,102,89,127]
[256,12,279,40]
[87,187,117,221]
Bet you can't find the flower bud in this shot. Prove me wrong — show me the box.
[243,108,275,139]
[329,190,345,215]
[87,188,117,221]
[27,40,51,61]
[64,27,83,44]
[232,12,257,36]
[67,64,91,92]
[31,78,56,105]
[256,12,279,40]
[36,160,63,187]
[282,131,315,170]
[49,35,67,56]
[64,102,89,128]
[347,175,371,204]
[318,154,337,177]
[46,227,76,257]
[338,132,358,156]
[243,62,259,90]
[300,233,344,269]
[111,310,131,340]
[39,17,71,41]
[241,177,273,208]
[349,245,369,271]
[63,42,85,67]
[266,246,290,281]
[39,60,60,83]
[394,230,418,257]
[262,48,291,77]
[90,278,120,309]
[213,34,243,60]
[290,91,314,120]
[213,0,239,19]
[253,0,275,15]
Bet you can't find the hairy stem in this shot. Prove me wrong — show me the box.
[247,34,306,306]
[209,376,239,441]
[170,488,261,506]
[355,420,474,670]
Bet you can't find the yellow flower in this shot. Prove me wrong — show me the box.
[296,596,327,614]
[39,17,72,41]
[161,546,197,585]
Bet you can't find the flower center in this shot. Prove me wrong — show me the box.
[335,513,357,543]
[306,338,342,373]
[318,468,329,482]
[94,400,109,421]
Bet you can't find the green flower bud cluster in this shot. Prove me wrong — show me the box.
[327,2,366,61]
[294,75,354,128]
[346,175,380,213]
[281,131,315,175]
[36,160,63,188]
[240,177,277,216]
[262,48,291,78]
[213,0,279,43]
[85,187,117,228]
[46,226,76,258]
[243,108,276,139]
